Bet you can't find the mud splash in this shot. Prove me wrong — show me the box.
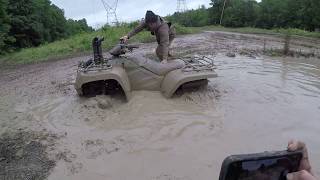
[0,31,320,180]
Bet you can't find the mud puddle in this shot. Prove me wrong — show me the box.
[0,31,319,180]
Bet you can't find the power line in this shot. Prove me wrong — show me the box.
[101,0,119,26]
[177,0,187,13]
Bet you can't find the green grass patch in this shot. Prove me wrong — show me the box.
[174,24,201,34]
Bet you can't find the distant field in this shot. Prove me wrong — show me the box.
[0,25,319,65]
[196,26,320,39]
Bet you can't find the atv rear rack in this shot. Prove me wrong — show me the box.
[180,55,216,72]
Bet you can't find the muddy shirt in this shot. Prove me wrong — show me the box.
[127,17,176,60]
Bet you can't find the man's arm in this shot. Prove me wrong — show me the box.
[156,25,170,61]
[127,19,147,39]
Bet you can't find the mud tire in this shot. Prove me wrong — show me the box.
[82,80,125,97]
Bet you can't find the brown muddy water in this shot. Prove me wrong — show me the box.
[0,32,320,180]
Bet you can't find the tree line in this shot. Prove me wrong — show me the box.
[0,0,93,54]
[167,0,320,31]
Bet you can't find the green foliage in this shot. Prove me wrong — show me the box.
[256,0,287,28]
[0,23,203,65]
[0,0,14,54]
[66,19,94,35]
[0,26,152,64]
[223,0,259,27]
[0,0,93,54]
[174,24,200,34]
[208,0,225,24]
[170,0,320,31]
[167,6,209,27]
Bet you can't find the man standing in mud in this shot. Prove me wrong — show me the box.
[121,11,176,64]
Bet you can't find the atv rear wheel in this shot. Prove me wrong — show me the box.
[81,80,125,98]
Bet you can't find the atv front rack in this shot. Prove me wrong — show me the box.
[180,55,216,72]
[78,60,112,73]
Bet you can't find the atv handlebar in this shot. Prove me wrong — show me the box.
[125,44,139,51]
[109,41,139,57]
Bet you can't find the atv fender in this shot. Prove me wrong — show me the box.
[75,66,131,100]
[161,69,217,98]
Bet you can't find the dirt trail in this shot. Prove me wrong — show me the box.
[0,31,320,180]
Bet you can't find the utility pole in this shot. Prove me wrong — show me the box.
[101,0,119,26]
[219,0,227,25]
[177,0,187,13]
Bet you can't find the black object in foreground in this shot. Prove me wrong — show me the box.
[92,37,105,64]
[219,150,303,180]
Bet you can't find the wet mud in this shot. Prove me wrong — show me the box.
[0,131,58,180]
[0,31,319,180]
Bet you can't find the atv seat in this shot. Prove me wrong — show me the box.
[128,53,185,76]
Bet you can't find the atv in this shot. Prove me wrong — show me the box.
[74,37,217,101]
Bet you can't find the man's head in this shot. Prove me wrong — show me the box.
[145,11,158,24]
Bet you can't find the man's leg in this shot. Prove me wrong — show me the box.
[168,34,175,58]
[155,46,168,64]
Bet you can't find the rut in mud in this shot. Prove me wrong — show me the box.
[0,31,319,180]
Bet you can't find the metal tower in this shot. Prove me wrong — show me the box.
[101,0,119,25]
[177,0,187,12]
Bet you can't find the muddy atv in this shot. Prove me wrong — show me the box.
[74,37,217,101]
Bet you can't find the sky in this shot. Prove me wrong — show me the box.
[51,0,212,28]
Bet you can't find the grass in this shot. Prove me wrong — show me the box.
[196,25,320,39]
[0,24,319,65]
[0,26,147,65]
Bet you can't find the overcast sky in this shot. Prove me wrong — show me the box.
[51,0,212,28]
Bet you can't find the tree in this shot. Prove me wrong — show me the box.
[222,0,259,27]
[66,18,94,36]
[301,0,320,31]
[0,0,93,54]
[167,6,209,27]
[0,0,14,53]
[256,0,320,30]
[311,0,320,31]
[209,0,226,25]
[7,0,37,48]
[255,0,288,29]
[3,0,93,51]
